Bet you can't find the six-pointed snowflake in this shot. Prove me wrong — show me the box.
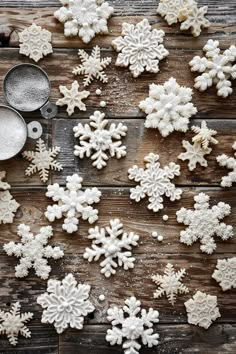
[73,111,128,169]
[128,153,182,212]
[139,77,197,137]
[106,296,159,354]
[178,140,212,171]
[0,302,33,346]
[0,190,20,224]
[0,171,10,191]
[45,174,101,233]
[179,4,210,37]
[192,120,218,149]
[151,263,189,305]
[176,192,233,254]
[112,18,169,78]
[157,0,192,25]
[212,257,236,291]
[217,142,236,187]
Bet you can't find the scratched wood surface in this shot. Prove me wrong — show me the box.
[0,0,236,353]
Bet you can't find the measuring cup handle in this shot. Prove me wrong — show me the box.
[40,102,58,119]
[27,121,43,139]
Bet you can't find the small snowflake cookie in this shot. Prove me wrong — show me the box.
[0,171,11,190]
[139,77,197,137]
[212,257,236,291]
[128,153,182,212]
[217,142,236,187]
[176,192,233,254]
[112,18,169,78]
[192,120,218,150]
[189,40,236,97]
[54,0,114,43]
[178,140,212,171]
[0,190,20,224]
[83,219,139,277]
[19,23,53,62]
[184,291,221,329]
[73,111,128,169]
[37,273,94,334]
[106,296,159,354]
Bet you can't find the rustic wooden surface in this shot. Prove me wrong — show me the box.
[0,0,236,353]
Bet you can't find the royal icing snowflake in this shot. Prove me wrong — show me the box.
[0,171,10,190]
[22,139,63,183]
[192,120,218,149]
[106,296,159,354]
[3,224,64,279]
[151,263,189,305]
[112,18,169,78]
[176,192,233,254]
[73,111,128,169]
[212,257,236,291]
[178,140,212,171]
[72,46,112,87]
[189,40,236,97]
[54,0,114,43]
[56,80,90,116]
[139,78,197,137]
[0,190,20,224]
[179,3,210,37]
[83,219,139,277]
[0,302,33,346]
[157,0,192,25]
[128,153,182,212]
[45,174,101,233]
[19,23,53,62]
[37,273,94,334]
[184,291,221,329]
[217,142,236,187]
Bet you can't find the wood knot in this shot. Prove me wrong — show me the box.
[0,24,15,47]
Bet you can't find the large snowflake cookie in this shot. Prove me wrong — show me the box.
[178,140,212,171]
[139,77,197,137]
[217,142,236,187]
[106,296,159,354]
[37,273,94,334]
[128,153,182,212]
[192,120,218,149]
[176,192,233,254]
[83,219,139,277]
[45,174,101,233]
[0,171,11,190]
[212,257,236,291]
[73,111,127,169]
[112,19,169,78]
[189,40,236,97]
[54,0,114,43]
[184,291,221,329]
[0,302,33,346]
[19,23,53,62]
[0,190,20,224]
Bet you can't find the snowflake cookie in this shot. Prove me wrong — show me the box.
[73,111,128,169]
[72,46,112,87]
[37,273,94,334]
[157,0,191,25]
[19,23,53,62]
[176,192,233,254]
[192,120,218,150]
[45,174,101,233]
[112,18,169,78]
[151,263,189,305]
[128,153,182,212]
[139,78,197,137]
[212,257,236,291]
[217,142,236,187]
[178,3,210,37]
[0,190,20,224]
[0,302,33,346]
[106,296,159,354]
[83,219,139,277]
[54,0,114,43]
[56,81,90,116]
[0,171,11,190]
[178,140,212,171]
[22,139,63,183]
[189,40,236,97]
[184,291,221,329]
[3,224,64,279]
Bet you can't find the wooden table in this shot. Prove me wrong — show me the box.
[0,0,236,353]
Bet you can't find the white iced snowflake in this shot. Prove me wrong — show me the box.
[179,3,210,37]
[184,291,221,329]
[217,142,236,187]
[54,0,114,43]
[83,219,139,277]
[212,257,236,291]
[73,111,128,169]
[72,46,112,87]
[139,78,197,137]
[189,39,236,97]
[22,139,63,183]
[3,224,64,279]
[45,174,101,233]
[0,171,10,190]
[0,191,20,224]
[178,140,212,171]
[176,192,233,254]
[112,18,169,78]
[0,302,33,346]
[106,296,159,354]
[56,80,90,116]
[128,153,182,212]
[37,273,94,334]
[192,120,218,149]
[19,23,53,62]
[151,263,189,305]
[157,0,192,25]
